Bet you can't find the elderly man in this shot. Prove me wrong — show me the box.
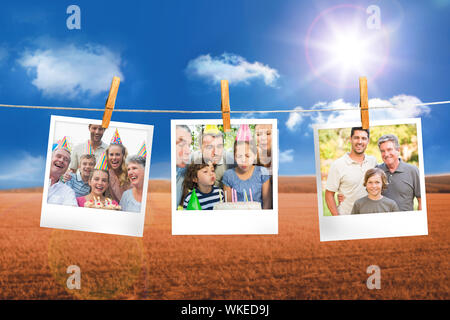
[376,134,421,211]
[48,148,77,206]
[325,127,377,215]
[176,125,192,206]
[70,124,108,173]
[192,126,234,188]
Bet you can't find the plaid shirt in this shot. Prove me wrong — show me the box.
[65,172,91,198]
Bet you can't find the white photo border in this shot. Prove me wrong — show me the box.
[40,115,154,237]
[313,117,428,242]
[171,119,278,235]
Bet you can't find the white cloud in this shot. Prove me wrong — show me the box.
[18,43,124,98]
[308,95,430,127]
[0,153,46,182]
[279,149,294,163]
[186,53,279,86]
[286,106,305,131]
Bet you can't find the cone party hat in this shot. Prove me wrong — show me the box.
[110,129,123,145]
[235,124,252,142]
[136,141,147,159]
[186,188,202,210]
[94,152,108,170]
[203,125,221,135]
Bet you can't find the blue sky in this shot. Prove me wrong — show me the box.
[0,0,449,189]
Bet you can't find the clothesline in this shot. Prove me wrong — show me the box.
[0,100,449,114]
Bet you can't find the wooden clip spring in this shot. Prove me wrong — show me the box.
[359,76,369,129]
[102,76,121,129]
[221,80,231,132]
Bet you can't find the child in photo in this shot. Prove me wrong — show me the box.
[64,154,96,198]
[76,169,119,208]
[181,162,222,210]
[351,168,399,214]
[222,134,271,209]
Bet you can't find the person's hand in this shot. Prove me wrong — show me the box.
[337,193,345,204]
[62,171,72,183]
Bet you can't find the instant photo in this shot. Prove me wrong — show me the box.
[314,118,427,241]
[40,116,154,237]
[171,119,278,235]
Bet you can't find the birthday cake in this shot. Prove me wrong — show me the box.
[213,201,262,210]
[84,197,121,210]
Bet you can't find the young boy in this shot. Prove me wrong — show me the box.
[65,154,96,198]
[351,168,399,214]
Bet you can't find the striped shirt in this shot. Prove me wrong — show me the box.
[183,186,222,210]
[65,172,91,198]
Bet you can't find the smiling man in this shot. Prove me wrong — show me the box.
[70,124,108,173]
[48,148,77,206]
[325,127,377,215]
[376,134,421,211]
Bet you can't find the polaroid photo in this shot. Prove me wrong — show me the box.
[40,115,154,237]
[314,118,428,241]
[171,119,278,235]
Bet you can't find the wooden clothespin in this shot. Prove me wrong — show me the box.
[221,80,231,132]
[102,76,121,129]
[359,76,369,129]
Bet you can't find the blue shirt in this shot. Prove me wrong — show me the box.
[120,189,141,213]
[65,172,90,198]
[222,166,270,204]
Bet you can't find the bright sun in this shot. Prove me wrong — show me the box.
[305,5,390,88]
[333,33,365,70]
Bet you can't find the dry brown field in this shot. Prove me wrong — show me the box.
[0,178,448,300]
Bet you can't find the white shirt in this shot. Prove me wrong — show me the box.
[48,180,78,206]
[326,153,377,215]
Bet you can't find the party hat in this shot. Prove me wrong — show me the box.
[203,125,221,135]
[110,129,122,145]
[94,152,108,170]
[235,124,252,142]
[52,140,61,151]
[186,188,202,210]
[137,141,147,159]
[54,136,71,152]
[86,140,93,155]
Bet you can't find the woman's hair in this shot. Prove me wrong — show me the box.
[126,155,146,168]
[180,162,210,206]
[233,140,257,163]
[106,144,129,187]
[88,169,110,195]
[363,168,388,190]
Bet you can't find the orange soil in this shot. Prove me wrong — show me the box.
[0,192,448,299]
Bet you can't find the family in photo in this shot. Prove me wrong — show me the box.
[48,124,147,213]
[324,127,421,215]
[175,123,273,211]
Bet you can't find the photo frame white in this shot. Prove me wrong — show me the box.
[40,115,154,237]
[171,119,278,235]
[313,118,428,241]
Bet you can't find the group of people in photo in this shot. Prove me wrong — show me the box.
[325,127,421,215]
[47,124,147,213]
[176,123,273,210]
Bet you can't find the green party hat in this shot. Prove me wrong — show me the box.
[186,188,202,210]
